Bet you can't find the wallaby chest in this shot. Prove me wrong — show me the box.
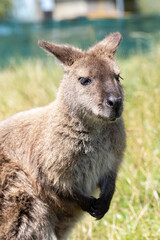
[71,125,120,195]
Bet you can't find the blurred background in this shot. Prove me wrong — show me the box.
[1,0,160,67]
[0,1,160,240]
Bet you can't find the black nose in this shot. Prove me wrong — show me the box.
[106,96,122,110]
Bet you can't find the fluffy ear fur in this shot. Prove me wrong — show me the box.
[88,32,122,59]
[38,40,83,66]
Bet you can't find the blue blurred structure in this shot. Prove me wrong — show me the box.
[0,14,160,68]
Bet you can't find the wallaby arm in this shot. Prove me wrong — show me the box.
[90,171,117,220]
[53,172,116,220]
[53,186,96,216]
[99,171,116,198]
[54,172,116,220]
[72,188,96,215]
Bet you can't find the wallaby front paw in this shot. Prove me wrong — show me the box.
[81,196,96,215]
[90,196,110,220]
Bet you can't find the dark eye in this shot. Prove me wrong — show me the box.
[115,74,123,82]
[78,77,93,86]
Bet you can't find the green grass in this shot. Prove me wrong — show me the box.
[0,52,160,239]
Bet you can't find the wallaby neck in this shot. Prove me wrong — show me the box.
[53,93,110,135]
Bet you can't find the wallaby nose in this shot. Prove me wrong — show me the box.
[106,96,122,110]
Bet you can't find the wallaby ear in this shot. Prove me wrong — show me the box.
[38,40,83,66]
[88,32,122,58]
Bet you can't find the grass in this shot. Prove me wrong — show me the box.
[0,52,160,239]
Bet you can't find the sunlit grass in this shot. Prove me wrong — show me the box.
[0,59,63,120]
[0,52,160,239]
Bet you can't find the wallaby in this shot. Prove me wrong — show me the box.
[0,32,126,240]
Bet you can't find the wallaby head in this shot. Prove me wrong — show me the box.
[38,32,123,122]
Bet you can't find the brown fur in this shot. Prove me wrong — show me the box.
[0,33,126,240]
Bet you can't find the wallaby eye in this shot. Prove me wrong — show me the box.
[78,77,93,86]
[115,74,123,82]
